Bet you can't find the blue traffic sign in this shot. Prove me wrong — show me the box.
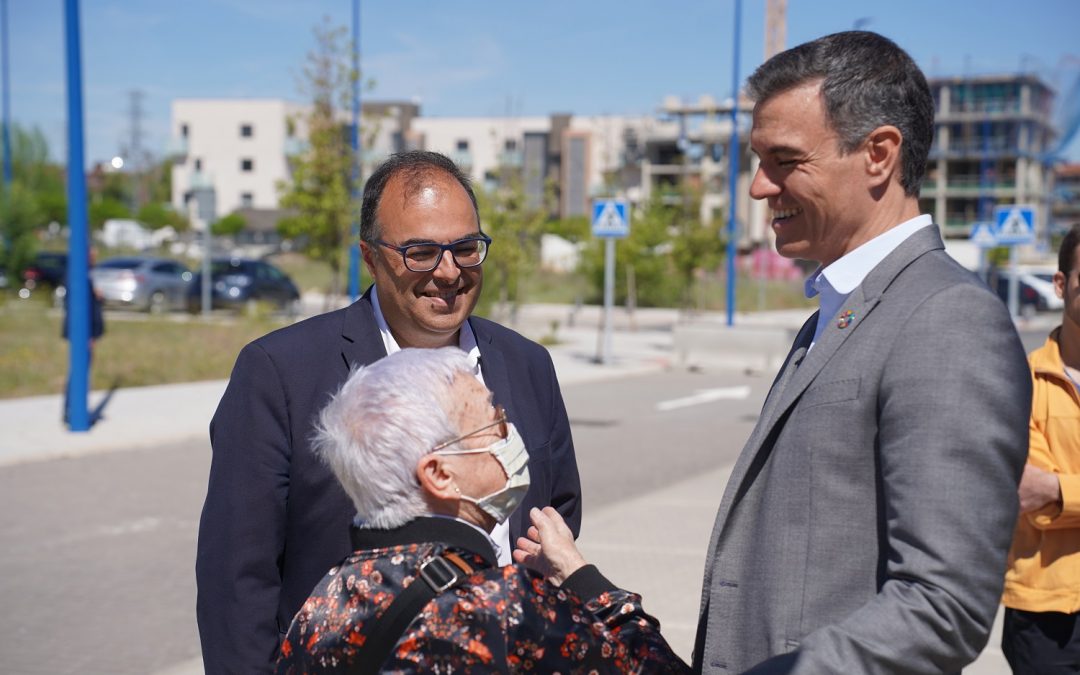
[592,199,630,238]
[992,205,1035,245]
[968,222,997,248]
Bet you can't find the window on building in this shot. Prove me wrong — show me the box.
[241,192,254,208]
[240,123,253,138]
[194,158,202,171]
[181,123,189,138]
[456,139,469,151]
[504,139,517,152]
[241,158,254,172]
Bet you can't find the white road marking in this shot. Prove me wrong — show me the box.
[656,386,751,411]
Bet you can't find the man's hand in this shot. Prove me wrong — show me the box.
[512,506,587,585]
[1018,463,1061,513]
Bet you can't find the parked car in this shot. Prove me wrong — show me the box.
[992,269,1063,317]
[21,251,68,293]
[90,256,193,313]
[187,258,300,314]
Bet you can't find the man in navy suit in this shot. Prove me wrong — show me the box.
[196,150,582,673]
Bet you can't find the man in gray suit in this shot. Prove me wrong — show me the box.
[693,31,1031,674]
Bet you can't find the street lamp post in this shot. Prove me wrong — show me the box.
[64,0,91,431]
[1,0,12,189]
[348,0,362,301]
[725,0,742,327]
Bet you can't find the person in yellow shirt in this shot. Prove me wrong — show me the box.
[1002,224,1080,673]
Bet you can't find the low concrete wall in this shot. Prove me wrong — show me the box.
[673,323,798,373]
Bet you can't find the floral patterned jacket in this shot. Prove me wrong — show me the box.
[276,516,691,674]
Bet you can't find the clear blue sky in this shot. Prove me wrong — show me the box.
[6,0,1080,168]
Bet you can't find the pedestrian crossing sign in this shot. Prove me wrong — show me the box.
[968,222,998,248]
[592,199,630,238]
[992,205,1035,245]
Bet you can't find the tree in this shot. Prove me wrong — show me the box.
[137,201,189,231]
[0,183,43,276]
[212,211,247,237]
[89,198,130,230]
[475,174,549,320]
[0,124,66,275]
[277,17,361,298]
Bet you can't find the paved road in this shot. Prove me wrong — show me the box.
[0,368,766,674]
[2,303,1041,673]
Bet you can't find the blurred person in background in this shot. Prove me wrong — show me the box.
[1001,224,1080,674]
[276,347,688,674]
[197,151,582,673]
[694,31,1030,673]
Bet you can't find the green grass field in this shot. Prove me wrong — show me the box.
[0,295,290,399]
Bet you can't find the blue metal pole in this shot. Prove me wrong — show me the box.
[64,0,90,431]
[1,0,12,188]
[725,0,742,327]
[348,0,361,301]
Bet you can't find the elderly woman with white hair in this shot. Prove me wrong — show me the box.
[276,347,689,674]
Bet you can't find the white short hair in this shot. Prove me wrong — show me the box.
[313,347,476,529]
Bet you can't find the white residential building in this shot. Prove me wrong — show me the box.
[171,99,306,221]
[169,98,408,222]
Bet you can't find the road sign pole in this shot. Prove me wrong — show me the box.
[601,237,615,364]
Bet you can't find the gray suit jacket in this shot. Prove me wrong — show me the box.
[693,226,1031,674]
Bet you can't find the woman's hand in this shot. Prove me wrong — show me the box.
[512,506,587,585]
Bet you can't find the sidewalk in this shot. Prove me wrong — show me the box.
[0,304,805,467]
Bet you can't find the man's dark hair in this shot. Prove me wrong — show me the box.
[1059,224,1080,276]
[360,150,480,244]
[745,31,934,197]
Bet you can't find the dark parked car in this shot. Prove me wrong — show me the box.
[91,256,193,313]
[187,258,300,314]
[21,251,68,294]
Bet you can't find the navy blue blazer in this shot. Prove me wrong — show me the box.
[195,291,582,674]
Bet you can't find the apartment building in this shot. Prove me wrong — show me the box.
[1053,163,1080,234]
[920,74,1057,240]
[169,99,411,222]
[411,113,653,219]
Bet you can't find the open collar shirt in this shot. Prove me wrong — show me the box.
[369,287,512,565]
[804,214,933,350]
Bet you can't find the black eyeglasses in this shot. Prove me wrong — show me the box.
[432,405,507,452]
[375,234,492,273]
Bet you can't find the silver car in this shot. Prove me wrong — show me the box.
[91,256,193,313]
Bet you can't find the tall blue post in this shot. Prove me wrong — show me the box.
[347,0,361,301]
[1,0,12,188]
[725,0,742,327]
[64,0,90,431]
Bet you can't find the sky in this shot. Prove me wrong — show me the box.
[5,0,1080,168]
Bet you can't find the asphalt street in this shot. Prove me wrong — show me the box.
[1,303,1048,673]
[0,368,769,674]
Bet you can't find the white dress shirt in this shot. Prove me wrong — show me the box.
[370,288,513,565]
[804,215,933,350]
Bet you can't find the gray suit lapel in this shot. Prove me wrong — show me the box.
[754,225,946,442]
[709,225,946,544]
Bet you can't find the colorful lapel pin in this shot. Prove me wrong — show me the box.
[837,309,855,329]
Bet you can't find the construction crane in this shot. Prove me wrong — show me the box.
[765,0,786,59]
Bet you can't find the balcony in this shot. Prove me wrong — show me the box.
[284,137,309,157]
[498,149,523,169]
[921,176,1017,197]
[167,136,188,161]
[450,150,473,170]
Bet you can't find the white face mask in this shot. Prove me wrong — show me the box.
[437,423,530,525]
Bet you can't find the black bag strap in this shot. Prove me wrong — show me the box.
[353,551,474,675]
